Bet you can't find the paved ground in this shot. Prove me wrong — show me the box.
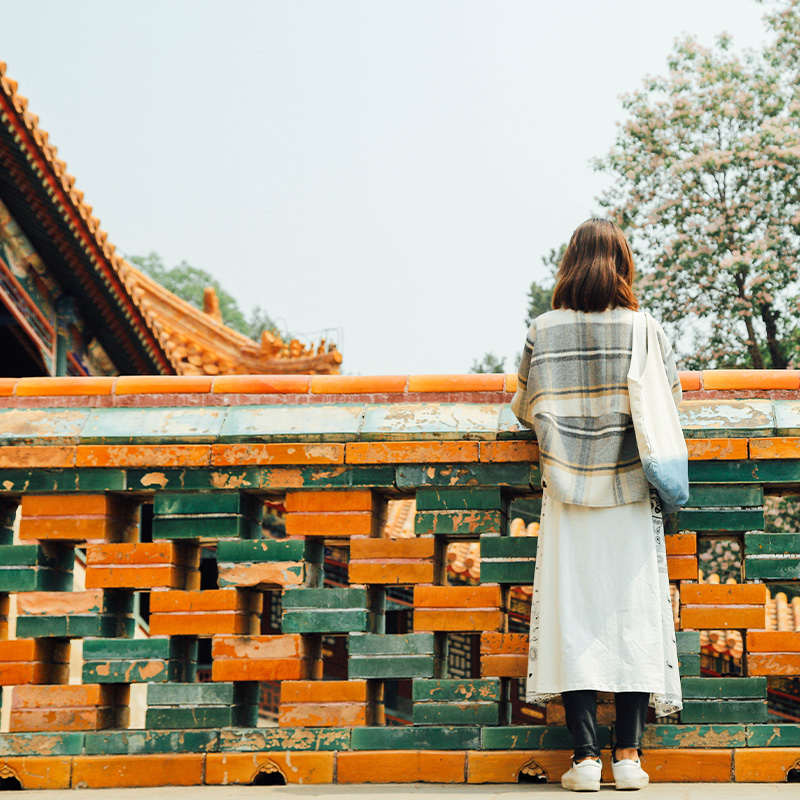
[7,785,798,799]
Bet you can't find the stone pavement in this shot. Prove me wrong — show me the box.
[8,785,799,799]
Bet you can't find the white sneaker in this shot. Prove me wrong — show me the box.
[561,758,601,791]
[612,758,649,790]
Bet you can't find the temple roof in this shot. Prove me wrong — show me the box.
[0,62,340,376]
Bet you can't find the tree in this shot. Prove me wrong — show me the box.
[595,11,800,369]
[130,252,281,341]
[526,245,564,325]
[470,352,506,373]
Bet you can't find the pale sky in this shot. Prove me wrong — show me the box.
[1,1,769,374]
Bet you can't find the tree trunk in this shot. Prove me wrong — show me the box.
[760,302,787,369]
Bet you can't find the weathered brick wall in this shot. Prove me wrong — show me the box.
[0,373,797,787]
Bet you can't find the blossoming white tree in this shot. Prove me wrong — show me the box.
[597,0,800,368]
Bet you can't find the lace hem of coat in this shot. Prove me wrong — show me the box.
[525,690,683,718]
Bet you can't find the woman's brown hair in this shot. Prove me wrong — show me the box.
[551,219,639,312]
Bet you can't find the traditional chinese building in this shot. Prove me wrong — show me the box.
[0,62,341,378]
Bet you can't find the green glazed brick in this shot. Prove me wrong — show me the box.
[413,702,500,726]
[641,725,747,748]
[16,615,134,639]
[678,654,701,677]
[82,637,194,661]
[218,727,351,752]
[746,724,800,747]
[396,464,533,490]
[415,488,506,512]
[480,536,537,559]
[0,567,70,592]
[216,539,322,564]
[151,515,259,541]
[414,509,507,536]
[676,631,701,654]
[0,544,73,569]
[687,462,759,484]
[350,725,480,751]
[282,588,367,610]
[82,659,182,684]
[145,705,257,729]
[679,508,764,532]
[680,677,767,700]
[0,469,126,493]
[744,533,800,555]
[481,726,612,751]
[147,681,258,707]
[349,655,436,679]
[744,557,800,580]
[412,678,501,703]
[349,633,435,656]
[686,484,764,509]
[268,465,396,490]
[680,701,768,724]
[153,492,262,518]
[480,561,535,585]
[282,609,369,634]
[0,732,85,756]
[84,729,219,755]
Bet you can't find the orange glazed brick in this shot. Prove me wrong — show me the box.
[479,441,540,462]
[19,494,138,543]
[747,631,800,652]
[0,378,16,396]
[681,583,767,605]
[605,750,732,783]
[10,707,116,732]
[337,751,465,783]
[0,757,72,790]
[504,373,518,393]
[415,585,502,608]
[666,533,696,555]
[279,702,368,727]
[212,634,308,660]
[681,607,766,630]
[747,653,800,675]
[285,511,374,538]
[679,371,702,391]
[467,750,573,783]
[212,374,311,394]
[310,375,407,394]
[480,633,528,678]
[408,374,505,392]
[205,752,334,785]
[350,537,436,585]
[114,375,212,394]
[150,611,255,637]
[150,588,254,613]
[285,490,375,513]
[749,437,800,459]
[667,556,698,582]
[734,748,800,782]
[72,754,204,788]
[0,446,76,468]
[415,586,504,630]
[351,537,436,560]
[211,634,315,681]
[17,590,105,616]
[686,438,748,460]
[280,679,368,703]
[15,377,115,396]
[211,443,344,466]
[12,684,113,708]
[347,441,480,464]
[77,444,211,468]
[212,659,310,682]
[703,369,800,391]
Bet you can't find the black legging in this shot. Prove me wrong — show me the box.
[562,690,649,760]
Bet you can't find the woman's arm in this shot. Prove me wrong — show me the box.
[510,323,536,429]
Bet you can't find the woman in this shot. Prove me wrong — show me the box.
[511,219,682,792]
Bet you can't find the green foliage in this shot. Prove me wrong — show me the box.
[469,352,506,373]
[130,252,281,341]
[526,244,563,325]
[593,6,800,369]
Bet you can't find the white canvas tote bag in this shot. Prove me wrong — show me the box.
[627,312,689,513]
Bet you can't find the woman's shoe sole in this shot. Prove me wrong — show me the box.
[561,780,601,791]
[615,779,649,790]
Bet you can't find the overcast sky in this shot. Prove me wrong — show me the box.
[1,1,769,374]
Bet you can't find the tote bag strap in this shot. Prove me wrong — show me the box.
[630,310,648,376]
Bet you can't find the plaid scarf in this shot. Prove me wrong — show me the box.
[511,307,682,507]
